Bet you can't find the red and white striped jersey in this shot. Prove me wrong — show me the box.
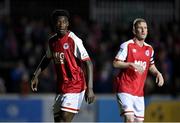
[47,31,90,93]
[114,39,154,96]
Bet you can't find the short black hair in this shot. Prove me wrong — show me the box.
[52,9,70,22]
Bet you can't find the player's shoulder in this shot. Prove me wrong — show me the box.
[68,31,82,42]
[125,39,134,44]
[144,42,154,50]
[48,33,58,43]
[120,39,134,47]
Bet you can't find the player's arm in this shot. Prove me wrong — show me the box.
[113,60,144,73]
[31,54,51,91]
[113,42,144,73]
[149,64,164,87]
[84,60,95,104]
[74,37,95,103]
[113,60,131,68]
[113,42,132,69]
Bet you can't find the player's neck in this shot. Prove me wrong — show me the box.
[134,38,144,47]
[57,31,68,38]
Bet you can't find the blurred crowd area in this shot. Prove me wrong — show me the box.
[0,13,180,96]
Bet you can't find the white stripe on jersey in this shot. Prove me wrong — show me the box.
[68,32,90,60]
[115,40,134,61]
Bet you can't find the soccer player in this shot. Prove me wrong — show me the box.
[113,18,164,122]
[31,9,95,122]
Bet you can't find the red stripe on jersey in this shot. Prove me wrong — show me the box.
[82,57,91,61]
[61,106,80,111]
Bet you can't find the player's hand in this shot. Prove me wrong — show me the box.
[31,75,39,91]
[85,88,95,104]
[129,63,144,74]
[156,72,164,87]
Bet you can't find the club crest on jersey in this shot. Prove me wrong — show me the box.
[145,50,149,56]
[63,43,69,49]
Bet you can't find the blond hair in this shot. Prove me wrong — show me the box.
[133,18,146,30]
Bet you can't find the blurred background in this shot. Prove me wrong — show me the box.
[0,0,180,122]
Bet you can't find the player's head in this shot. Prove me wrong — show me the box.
[51,9,70,36]
[133,18,148,40]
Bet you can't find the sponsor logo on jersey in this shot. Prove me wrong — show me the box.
[132,48,137,53]
[145,50,149,56]
[134,60,147,71]
[53,52,65,64]
[63,43,69,49]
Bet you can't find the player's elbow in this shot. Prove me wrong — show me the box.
[113,60,119,68]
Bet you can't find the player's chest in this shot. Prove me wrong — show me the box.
[49,40,74,64]
[50,40,74,52]
[128,46,151,61]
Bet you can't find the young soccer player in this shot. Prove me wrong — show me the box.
[113,18,164,122]
[31,9,95,122]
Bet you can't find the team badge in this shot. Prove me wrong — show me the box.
[145,50,149,56]
[63,43,69,49]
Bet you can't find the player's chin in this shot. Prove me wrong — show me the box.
[138,36,146,40]
[57,30,66,35]
[141,35,147,39]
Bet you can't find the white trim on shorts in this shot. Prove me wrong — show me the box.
[116,92,144,121]
[53,90,85,114]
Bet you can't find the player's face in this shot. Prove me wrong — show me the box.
[134,22,148,40]
[55,16,69,35]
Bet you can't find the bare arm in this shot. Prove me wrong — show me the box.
[33,54,51,76]
[113,60,144,73]
[113,60,131,68]
[84,60,95,104]
[149,64,164,87]
[31,54,51,91]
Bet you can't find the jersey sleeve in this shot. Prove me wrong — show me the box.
[115,42,128,61]
[74,39,90,61]
[150,48,154,64]
[46,45,52,58]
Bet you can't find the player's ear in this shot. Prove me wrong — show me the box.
[132,27,136,35]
